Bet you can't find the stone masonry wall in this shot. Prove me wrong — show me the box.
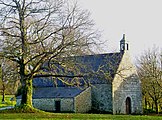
[91,84,112,113]
[74,87,91,113]
[112,52,142,114]
[17,98,74,112]
[33,99,55,111]
[33,98,74,112]
[61,99,74,112]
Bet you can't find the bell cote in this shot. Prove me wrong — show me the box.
[120,34,129,52]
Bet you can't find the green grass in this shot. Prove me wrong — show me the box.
[0,113,162,120]
[0,95,161,119]
[0,95,16,108]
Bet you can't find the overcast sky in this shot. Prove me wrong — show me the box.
[78,0,162,61]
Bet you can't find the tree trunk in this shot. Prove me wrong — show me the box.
[152,103,154,110]
[155,100,158,114]
[2,83,5,103]
[19,60,33,107]
[144,97,147,109]
[21,78,33,107]
[1,64,5,103]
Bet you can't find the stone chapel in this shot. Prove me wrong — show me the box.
[17,34,143,114]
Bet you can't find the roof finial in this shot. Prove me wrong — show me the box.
[123,34,125,40]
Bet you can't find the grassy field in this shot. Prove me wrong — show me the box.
[0,113,162,120]
[0,95,16,108]
[0,95,161,120]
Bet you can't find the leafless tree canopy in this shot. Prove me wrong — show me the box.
[0,0,100,107]
[0,0,100,76]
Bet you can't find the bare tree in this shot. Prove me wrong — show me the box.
[0,58,19,103]
[136,48,162,114]
[0,0,99,110]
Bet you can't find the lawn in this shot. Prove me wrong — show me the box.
[0,113,162,120]
[0,95,16,108]
[0,95,161,120]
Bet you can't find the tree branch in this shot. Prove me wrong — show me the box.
[33,74,84,78]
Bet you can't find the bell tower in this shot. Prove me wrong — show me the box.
[120,34,129,52]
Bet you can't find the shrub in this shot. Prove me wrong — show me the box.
[143,108,156,114]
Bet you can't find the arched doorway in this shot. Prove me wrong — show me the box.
[126,97,131,114]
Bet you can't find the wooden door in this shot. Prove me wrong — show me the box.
[55,101,61,112]
[126,97,131,114]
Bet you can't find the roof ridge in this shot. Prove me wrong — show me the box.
[74,52,122,57]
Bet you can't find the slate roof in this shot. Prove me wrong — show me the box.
[17,87,87,99]
[33,52,123,87]
[33,78,55,87]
